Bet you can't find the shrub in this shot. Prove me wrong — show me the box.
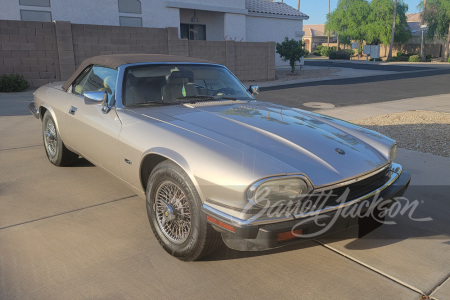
[448,57,450,63]
[0,74,29,92]
[329,49,351,60]
[320,47,329,56]
[276,37,307,72]
[320,46,337,57]
[316,45,324,51]
[313,50,322,56]
[408,55,421,62]
[392,52,418,62]
[370,58,382,62]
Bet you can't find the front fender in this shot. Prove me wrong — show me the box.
[139,147,206,202]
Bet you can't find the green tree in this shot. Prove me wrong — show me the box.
[420,0,450,60]
[325,0,370,45]
[366,0,411,56]
[276,37,307,73]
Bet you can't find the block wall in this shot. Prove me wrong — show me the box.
[0,20,275,87]
[0,20,59,87]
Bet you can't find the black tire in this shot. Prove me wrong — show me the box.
[42,111,78,166]
[146,160,221,261]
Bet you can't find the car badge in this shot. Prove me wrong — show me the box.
[335,148,345,155]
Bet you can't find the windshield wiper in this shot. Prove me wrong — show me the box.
[175,96,215,102]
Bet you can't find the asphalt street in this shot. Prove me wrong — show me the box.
[0,63,449,299]
[257,62,450,109]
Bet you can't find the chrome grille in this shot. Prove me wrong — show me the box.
[308,167,391,208]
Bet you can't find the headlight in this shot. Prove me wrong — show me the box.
[247,176,312,207]
[389,143,397,162]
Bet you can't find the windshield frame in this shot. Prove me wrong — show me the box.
[115,62,254,109]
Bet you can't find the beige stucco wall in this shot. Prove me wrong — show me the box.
[246,15,304,67]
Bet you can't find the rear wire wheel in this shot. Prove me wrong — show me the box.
[42,111,78,166]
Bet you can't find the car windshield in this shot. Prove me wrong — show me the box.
[122,64,254,106]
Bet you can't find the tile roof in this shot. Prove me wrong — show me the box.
[303,24,326,37]
[245,0,309,19]
[407,13,422,23]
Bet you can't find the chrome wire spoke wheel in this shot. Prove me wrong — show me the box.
[154,181,191,244]
[44,118,57,157]
[146,160,221,261]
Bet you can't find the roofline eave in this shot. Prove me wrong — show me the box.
[247,11,309,20]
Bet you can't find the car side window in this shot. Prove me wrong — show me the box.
[72,65,118,105]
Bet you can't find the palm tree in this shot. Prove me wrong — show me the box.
[388,0,398,59]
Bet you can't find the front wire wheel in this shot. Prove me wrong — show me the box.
[154,181,191,244]
[146,161,221,261]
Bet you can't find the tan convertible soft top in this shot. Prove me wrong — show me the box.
[62,54,214,91]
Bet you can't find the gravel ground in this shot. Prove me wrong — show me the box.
[353,110,450,157]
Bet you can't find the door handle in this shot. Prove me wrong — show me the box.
[69,106,78,115]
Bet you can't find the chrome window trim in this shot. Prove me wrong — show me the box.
[203,163,402,227]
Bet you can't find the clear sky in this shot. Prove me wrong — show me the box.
[282,0,422,25]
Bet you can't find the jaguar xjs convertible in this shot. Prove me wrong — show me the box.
[29,54,411,261]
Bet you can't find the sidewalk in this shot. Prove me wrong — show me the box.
[305,57,450,67]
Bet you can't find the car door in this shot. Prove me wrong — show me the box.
[64,65,122,176]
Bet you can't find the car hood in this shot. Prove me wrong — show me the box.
[130,101,390,186]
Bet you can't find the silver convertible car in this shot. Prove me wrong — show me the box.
[29,54,411,261]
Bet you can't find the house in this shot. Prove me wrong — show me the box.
[302,24,337,53]
[406,13,423,44]
[0,0,309,66]
[397,13,445,58]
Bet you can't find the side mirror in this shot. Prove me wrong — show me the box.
[84,91,108,105]
[249,85,259,95]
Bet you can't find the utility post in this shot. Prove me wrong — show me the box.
[327,0,330,48]
[421,0,427,62]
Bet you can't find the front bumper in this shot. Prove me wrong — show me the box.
[203,164,411,251]
[28,102,39,119]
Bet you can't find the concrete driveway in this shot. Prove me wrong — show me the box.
[0,89,449,299]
